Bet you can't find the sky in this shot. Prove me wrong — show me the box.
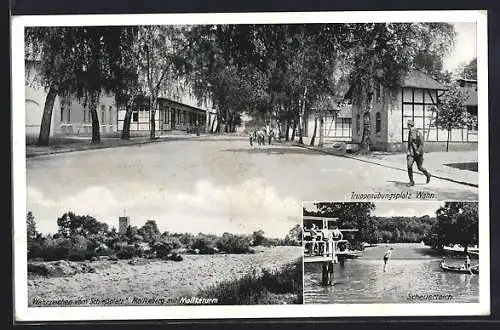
[443,22,477,72]
[303,201,445,218]
[28,177,302,239]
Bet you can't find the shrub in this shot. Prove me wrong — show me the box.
[190,235,218,254]
[197,258,303,305]
[153,237,182,259]
[216,233,252,254]
[115,245,143,260]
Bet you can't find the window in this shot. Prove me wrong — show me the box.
[60,107,64,122]
[101,105,105,124]
[376,82,381,100]
[132,111,138,122]
[356,114,361,135]
[109,106,113,125]
[375,112,381,133]
[402,88,439,142]
[67,108,71,122]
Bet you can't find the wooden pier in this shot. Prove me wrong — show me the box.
[302,216,360,286]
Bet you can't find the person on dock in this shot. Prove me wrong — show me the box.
[332,226,343,241]
[309,224,320,256]
[321,226,333,257]
[383,247,393,272]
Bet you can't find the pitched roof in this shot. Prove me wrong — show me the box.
[401,70,446,90]
[344,70,446,100]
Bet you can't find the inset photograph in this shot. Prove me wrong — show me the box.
[27,212,303,306]
[303,201,479,304]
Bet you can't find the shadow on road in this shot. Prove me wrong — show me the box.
[174,136,248,142]
[387,180,427,187]
[221,147,326,155]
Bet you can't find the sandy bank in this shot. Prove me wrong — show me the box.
[28,246,301,306]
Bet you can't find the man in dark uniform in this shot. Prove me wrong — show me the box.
[407,120,431,186]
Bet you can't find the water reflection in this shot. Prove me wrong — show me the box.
[304,259,479,304]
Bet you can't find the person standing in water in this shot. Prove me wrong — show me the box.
[383,247,393,272]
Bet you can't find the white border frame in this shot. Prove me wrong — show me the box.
[12,10,489,321]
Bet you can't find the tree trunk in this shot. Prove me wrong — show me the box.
[210,115,216,133]
[298,87,307,145]
[37,85,58,146]
[446,127,451,152]
[89,95,101,144]
[285,120,290,141]
[150,101,157,140]
[319,115,325,148]
[215,114,221,133]
[121,107,133,140]
[359,111,371,154]
[310,117,318,146]
[291,121,297,141]
[464,244,468,255]
[359,77,374,154]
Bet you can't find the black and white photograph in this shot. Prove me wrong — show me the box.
[303,201,480,304]
[12,10,488,321]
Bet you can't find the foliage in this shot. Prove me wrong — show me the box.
[197,258,303,305]
[432,202,478,252]
[457,57,477,80]
[152,236,182,259]
[27,211,38,241]
[346,23,456,152]
[138,220,161,246]
[434,82,474,151]
[25,26,139,144]
[56,212,109,238]
[304,203,438,244]
[216,233,253,254]
[312,202,377,243]
[29,211,316,261]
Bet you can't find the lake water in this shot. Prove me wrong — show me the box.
[304,244,479,304]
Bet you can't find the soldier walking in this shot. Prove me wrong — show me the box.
[406,120,431,186]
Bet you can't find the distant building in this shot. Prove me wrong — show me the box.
[304,102,352,142]
[304,70,478,152]
[25,60,218,139]
[118,216,130,235]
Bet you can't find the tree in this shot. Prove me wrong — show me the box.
[434,83,472,151]
[138,220,161,245]
[135,26,185,140]
[457,57,477,80]
[27,211,38,241]
[56,212,109,238]
[434,202,478,253]
[251,230,266,246]
[347,23,456,153]
[285,224,302,246]
[314,202,376,243]
[125,225,141,244]
[25,27,138,144]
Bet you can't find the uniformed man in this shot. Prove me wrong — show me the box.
[406,120,431,186]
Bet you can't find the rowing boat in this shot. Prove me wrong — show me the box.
[440,263,479,274]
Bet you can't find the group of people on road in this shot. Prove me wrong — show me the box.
[249,126,275,146]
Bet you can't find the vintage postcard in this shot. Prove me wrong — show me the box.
[12,10,488,321]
